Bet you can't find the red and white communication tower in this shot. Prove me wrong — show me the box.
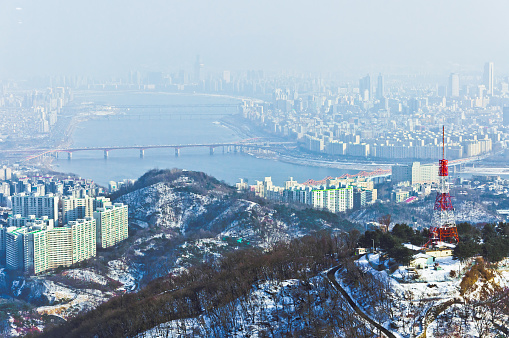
[425,126,459,248]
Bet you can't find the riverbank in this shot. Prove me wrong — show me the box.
[36,91,390,186]
[42,92,393,176]
[249,151,392,171]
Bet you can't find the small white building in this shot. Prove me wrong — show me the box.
[410,253,435,269]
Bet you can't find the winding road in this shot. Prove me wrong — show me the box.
[326,265,397,338]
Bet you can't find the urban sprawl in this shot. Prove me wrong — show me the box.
[0,167,128,275]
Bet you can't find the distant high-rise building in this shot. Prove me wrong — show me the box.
[484,62,494,95]
[310,186,353,213]
[11,193,59,225]
[376,73,384,100]
[194,55,204,83]
[503,107,509,126]
[437,85,447,97]
[392,162,439,185]
[475,85,486,107]
[359,74,371,101]
[448,73,460,97]
[62,196,93,224]
[222,71,231,84]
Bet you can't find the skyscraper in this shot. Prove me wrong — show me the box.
[194,55,203,83]
[503,107,509,126]
[359,74,371,101]
[484,62,494,95]
[376,73,384,100]
[448,73,460,97]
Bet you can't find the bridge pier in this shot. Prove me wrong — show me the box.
[234,146,237,153]
[175,148,180,157]
[104,150,109,159]
[140,149,145,158]
[210,147,214,155]
[222,146,225,154]
[68,152,72,160]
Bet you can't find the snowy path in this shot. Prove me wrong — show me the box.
[326,265,397,338]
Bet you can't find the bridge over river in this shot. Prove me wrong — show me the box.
[7,140,297,161]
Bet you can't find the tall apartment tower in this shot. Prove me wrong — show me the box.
[45,218,96,272]
[503,107,509,126]
[11,193,59,225]
[93,203,128,249]
[359,74,371,101]
[484,62,494,95]
[194,55,203,83]
[448,73,460,97]
[310,186,353,213]
[24,224,52,274]
[93,196,112,210]
[3,218,95,274]
[376,73,384,100]
[62,196,94,224]
[5,227,25,270]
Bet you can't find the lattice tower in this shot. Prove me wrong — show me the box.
[425,126,459,247]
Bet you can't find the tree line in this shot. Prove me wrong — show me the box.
[29,231,366,338]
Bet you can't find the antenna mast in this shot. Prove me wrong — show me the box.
[424,125,459,248]
[442,126,445,160]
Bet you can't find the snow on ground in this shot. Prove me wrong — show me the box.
[131,219,149,228]
[37,280,76,303]
[138,278,324,338]
[455,200,501,223]
[36,292,107,318]
[107,259,139,291]
[403,243,422,251]
[353,253,509,337]
[349,255,466,337]
[63,269,109,286]
[30,279,110,319]
[176,238,229,265]
[364,253,462,299]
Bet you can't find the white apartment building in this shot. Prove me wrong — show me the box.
[93,196,112,210]
[392,162,439,185]
[311,186,353,213]
[3,217,96,274]
[24,224,52,274]
[5,227,24,270]
[11,193,59,225]
[46,217,96,272]
[93,203,128,249]
[62,196,94,224]
[7,215,54,228]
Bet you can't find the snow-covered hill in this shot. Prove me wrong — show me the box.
[0,170,359,335]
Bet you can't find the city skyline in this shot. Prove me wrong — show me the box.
[2,1,509,78]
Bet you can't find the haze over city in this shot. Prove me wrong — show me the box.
[2,0,509,78]
[2,1,509,337]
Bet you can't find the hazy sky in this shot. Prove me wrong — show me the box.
[1,0,509,78]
